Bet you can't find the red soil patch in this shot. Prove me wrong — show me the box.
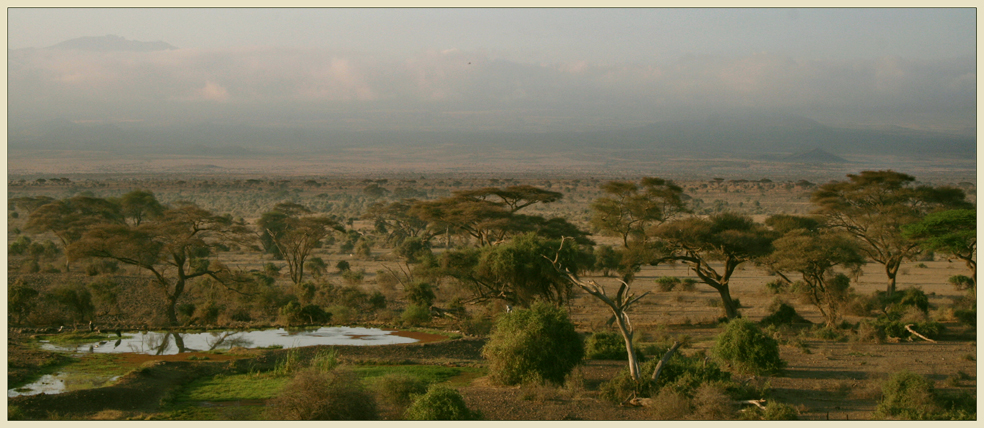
[113,352,243,365]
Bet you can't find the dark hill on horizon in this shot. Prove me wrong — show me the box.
[784,148,849,164]
[48,35,177,52]
[7,114,975,161]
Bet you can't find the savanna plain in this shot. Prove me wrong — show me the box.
[6,168,977,421]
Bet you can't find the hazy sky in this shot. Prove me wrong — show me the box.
[7,8,977,134]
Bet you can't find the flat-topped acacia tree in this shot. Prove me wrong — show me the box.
[902,209,977,297]
[25,195,123,272]
[653,212,776,319]
[68,196,248,326]
[811,170,971,296]
[258,202,343,285]
[589,177,688,283]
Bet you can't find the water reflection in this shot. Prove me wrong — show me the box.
[40,327,419,355]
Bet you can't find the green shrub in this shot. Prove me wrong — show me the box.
[739,401,800,420]
[83,259,119,276]
[600,348,730,403]
[374,373,430,413]
[8,280,39,325]
[875,370,940,420]
[266,368,378,420]
[585,332,628,360]
[405,281,435,307]
[656,276,681,292]
[759,303,810,327]
[871,311,944,341]
[948,275,974,292]
[954,307,976,326]
[680,278,698,292]
[86,279,120,314]
[811,325,848,341]
[305,257,327,278]
[481,302,584,386]
[326,305,355,325]
[400,304,432,326]
[404,385,481,420]
[46,283,95,323]
[8,236,31,256]
[264,262,282,277]
[763,279,789,294]
[712,318,785,375]
[369,291,387,309]
[335,260,351,272]
[298,305,331,325]
[649,389,692,420]
[878,288,930,315]
[342,269,365,286]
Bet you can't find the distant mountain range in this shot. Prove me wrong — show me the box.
[7,114,975,162]
[48,35,176,52]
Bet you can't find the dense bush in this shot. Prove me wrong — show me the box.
[405,281,436,308]
[585,332,628,360]
[739,401,800,420]
[953,307,976,326]
[8,280,39,325]
[655,276,681,292]
[374,373,429,414]
[712,318,785,375]
[47,283,95,323]
[948,275,974,292]
[83,259,120,276]
[266,368,378,420]
[395,237,432,263]
[759,303,810,327]
[763,279,789,294]
[481,302,584,385]
[600,348,730,403]
[86,279,120,315]
[871,313,944,341]
[874,369,974,420]
[400,304,432,326]
[403,385,482,420]
[304,257,327,278]
[877,288,930,315]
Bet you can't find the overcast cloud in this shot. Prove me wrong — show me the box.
[7,8,977,134]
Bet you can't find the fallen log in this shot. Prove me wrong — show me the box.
[904,324,937,343]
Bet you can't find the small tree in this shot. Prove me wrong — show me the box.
[549,238,649,382]
[70,201,247,325]
[259,202,343,284]
[763,218,866,327]
[902,209,976,297]
[481,302,583,385]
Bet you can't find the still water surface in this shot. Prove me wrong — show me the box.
[39,326,419,355]
[12,327,420,398]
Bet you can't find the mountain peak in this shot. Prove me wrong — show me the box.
[48,35,177,52]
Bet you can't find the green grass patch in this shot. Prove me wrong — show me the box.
[352,364,485,387]
[178,373,291,402]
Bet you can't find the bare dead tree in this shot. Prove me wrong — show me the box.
[546,237,650,381]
